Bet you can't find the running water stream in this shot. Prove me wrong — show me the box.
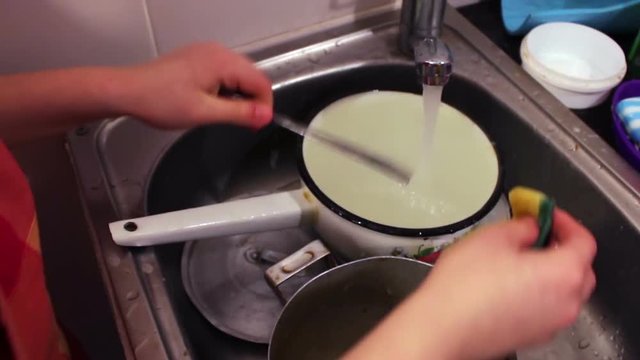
[409,84,444,185]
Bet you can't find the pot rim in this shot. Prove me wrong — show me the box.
[296,92,505,238]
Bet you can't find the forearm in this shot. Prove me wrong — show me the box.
[341,285,462,360]
[0,67,130,143]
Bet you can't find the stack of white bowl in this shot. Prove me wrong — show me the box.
[520,22,627,109]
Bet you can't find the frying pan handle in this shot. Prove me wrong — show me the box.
[264,240,331,303]
[109,189,315,246]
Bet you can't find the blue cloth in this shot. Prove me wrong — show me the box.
[501,0,640,35]
[617,97,640,144]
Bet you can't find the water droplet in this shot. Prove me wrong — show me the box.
[518,95,526,101]
[141,263,154,274]
[126,290,139,301]
[594,350,600,357]
[107,255,121,267]
[578,339,591,349]
[573,126,582,133]
[308,55,320,64]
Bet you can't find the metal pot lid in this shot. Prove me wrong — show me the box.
[181,227,329,344]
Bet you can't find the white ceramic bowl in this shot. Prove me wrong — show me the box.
[520,22,627,109]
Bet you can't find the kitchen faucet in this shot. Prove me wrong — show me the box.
[399,0,452,86]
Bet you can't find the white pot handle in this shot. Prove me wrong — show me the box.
[109,189,315,246]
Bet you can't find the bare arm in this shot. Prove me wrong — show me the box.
[0,68,124,142]
[0,42,273,143]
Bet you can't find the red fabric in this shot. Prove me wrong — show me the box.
[0,216,25,296]
[0,142,69,360]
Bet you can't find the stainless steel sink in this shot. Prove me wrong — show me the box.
[67,7,640,360]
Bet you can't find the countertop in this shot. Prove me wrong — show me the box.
[10,2,638,359]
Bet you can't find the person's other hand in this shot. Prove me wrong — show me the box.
[417,209,597,359]
[113,42,273,129]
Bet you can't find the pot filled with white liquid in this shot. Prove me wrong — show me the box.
[109,90,510,261]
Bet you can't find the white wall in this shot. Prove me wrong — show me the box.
[0,0,481,74]
[0,0,156,74]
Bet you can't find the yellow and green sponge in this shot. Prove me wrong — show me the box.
[508,186,555,248]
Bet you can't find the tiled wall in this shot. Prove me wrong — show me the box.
[0,0,479,74]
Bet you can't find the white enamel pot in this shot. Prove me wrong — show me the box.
[110,188,508,260]
[109,146,509,261]
[109,92,511,260]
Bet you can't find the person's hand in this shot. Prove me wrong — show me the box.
[112,42,273,129]
[342,209,596,360]
[415,209,597,359]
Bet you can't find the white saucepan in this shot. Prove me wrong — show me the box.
[109,91,511,260]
